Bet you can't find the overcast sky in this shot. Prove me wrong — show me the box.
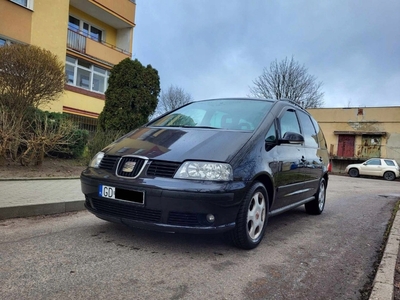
[133,0,400,108]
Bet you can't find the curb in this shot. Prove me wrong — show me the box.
[369,206,400,299]
[0,177,80,181]
[0,200,85,220]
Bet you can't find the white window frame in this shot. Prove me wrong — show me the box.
[65,56,109,94]
[9,0,34,10]
[68,15,105,43]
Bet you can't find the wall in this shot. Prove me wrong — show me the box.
[308,107,400,172]
[30,0,70,113]
[0,0,32,43]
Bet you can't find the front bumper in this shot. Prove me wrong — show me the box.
[81,168,247,234]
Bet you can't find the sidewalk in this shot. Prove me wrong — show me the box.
[0,178,84,220]
[0,177,398,299]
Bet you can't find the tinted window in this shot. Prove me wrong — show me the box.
[366,159,381,166]
[297,110,319,148]
[279,110,301,137]
[149,99,273,131]
[311,117,327,149]
[384,160,395,166]
[265,122,277,142]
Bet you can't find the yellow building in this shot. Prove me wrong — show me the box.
[308,107,400,173]
[0,0,136,129]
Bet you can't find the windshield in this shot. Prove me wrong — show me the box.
[149,99,273,131]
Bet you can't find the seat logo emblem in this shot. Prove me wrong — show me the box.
[122,161,136,172]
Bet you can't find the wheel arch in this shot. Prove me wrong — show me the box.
[250,173,274,211]
[323,172,329,188]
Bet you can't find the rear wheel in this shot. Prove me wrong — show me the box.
[383,171,396,181]
[305,178,326,215]
[227,182,269,250]
[348,168,359,177]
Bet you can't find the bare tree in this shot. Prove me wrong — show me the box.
[0,44,65,118]
[156,85,193,115]
[0,44,67,165]
[249,57,324,108]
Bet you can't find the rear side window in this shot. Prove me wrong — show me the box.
[310,117,327,150]
[384,160,395,166]
[297,110,319,148]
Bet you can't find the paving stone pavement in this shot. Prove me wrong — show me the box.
[0,178,84,220]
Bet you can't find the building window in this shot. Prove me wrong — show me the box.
[10,0,33,9]
[68,15,103,43]
[0,37,13,47]
[65,56,109,94]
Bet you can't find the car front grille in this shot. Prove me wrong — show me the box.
[99,155,119,171]
[147,161,181,178]
[90,198,162,223]
[99,156,180,178]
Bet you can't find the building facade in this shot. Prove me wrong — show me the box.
[308,107,400,173]
[0,0,136,129]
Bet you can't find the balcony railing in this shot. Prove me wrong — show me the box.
[67,29,131,64]
[67,29,86,53]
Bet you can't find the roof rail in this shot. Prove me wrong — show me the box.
[280,98,305,109]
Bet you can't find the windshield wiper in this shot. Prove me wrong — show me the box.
[181,125,219,129]
[150,125,219,129]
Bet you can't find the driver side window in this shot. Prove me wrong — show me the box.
[279,110,301,137]
[366,159,381,166]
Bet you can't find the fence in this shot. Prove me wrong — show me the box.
[64,113,98,134]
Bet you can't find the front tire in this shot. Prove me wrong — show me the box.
[305,177,326,215]
[227,182,269,250]
[348,168,359,177]
[383,171,396,181]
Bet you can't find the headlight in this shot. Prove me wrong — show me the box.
[174,161,233,181]
[89,152,105,168]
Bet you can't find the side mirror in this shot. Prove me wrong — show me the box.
[279,131,304,144]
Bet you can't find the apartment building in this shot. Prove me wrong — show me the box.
[308,106,400,173]
[0,0,136,129]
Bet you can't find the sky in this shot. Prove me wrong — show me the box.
[133,0,400,108]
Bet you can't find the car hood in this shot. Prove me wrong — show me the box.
[103,127,253,163]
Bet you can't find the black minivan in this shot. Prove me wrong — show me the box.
[81,98,329,249]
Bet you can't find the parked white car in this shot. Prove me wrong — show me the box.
[345,158,400,181]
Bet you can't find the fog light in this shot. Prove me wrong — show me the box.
[206,214,215,223]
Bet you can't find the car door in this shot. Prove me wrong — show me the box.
[296,110,325,198]
[267,109,306,211]
[359,158,382,176]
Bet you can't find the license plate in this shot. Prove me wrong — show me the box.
[98,185,145,204]
[99,185,115,199]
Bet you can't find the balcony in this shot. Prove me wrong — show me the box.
[67,29,130,65]
[69,0,136,28]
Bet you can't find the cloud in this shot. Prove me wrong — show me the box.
[134,0,400,107]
